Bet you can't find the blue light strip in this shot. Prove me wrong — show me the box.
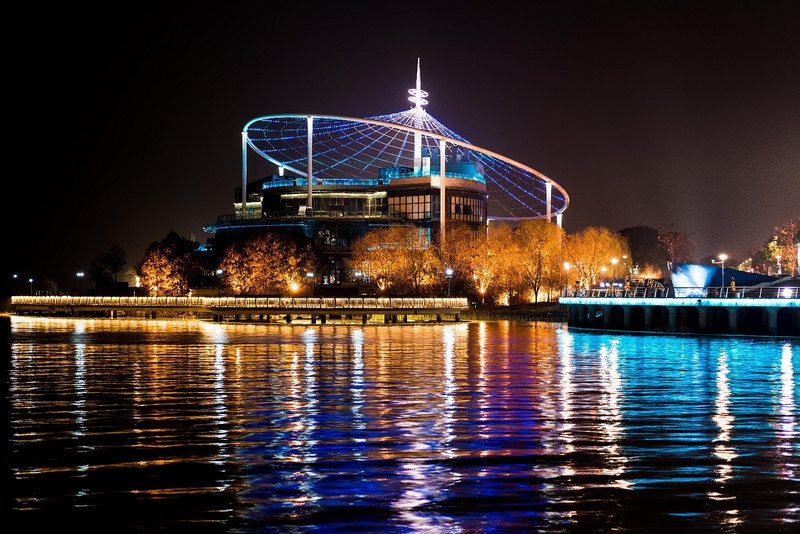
[560,297,799,308]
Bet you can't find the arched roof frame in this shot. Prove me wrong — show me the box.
[243,113,570,220]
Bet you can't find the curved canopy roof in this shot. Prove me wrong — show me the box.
[242,67,568,219]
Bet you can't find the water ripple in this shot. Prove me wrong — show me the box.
[7,317,799,531]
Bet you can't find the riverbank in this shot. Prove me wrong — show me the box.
[461,302,566,322]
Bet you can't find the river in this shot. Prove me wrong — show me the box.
[6,316,799,532]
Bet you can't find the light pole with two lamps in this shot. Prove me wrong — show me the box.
[77,272,84,294]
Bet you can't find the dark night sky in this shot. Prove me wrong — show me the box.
[5,1,799,291]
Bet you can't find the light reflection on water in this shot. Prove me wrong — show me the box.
[7,316,800,532]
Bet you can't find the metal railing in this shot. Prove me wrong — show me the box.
[561,286,799,299]
[11,296,470,309]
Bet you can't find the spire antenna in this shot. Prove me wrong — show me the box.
[408,58,427,174]
[408,57,428,110]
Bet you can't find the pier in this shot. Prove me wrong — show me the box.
[10,296,469,324]
[560,286,799,336]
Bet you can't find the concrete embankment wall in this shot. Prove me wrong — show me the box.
[561,298,799,337]
[461,303,567,322]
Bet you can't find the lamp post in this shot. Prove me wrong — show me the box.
[306,271,315,295]
[28,278,34,296]
[77,271,84,294]
[445,267,454,297]
[12,273,18,295]
[563,262,570,295]
[215,269,223,296]
[712,253,727,293]
[610,257,618,286]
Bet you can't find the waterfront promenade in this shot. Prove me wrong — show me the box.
[560,286,799,336]
[10,295,469,323]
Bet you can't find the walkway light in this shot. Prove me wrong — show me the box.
[28,278,34,295]
[445,267,454,297]
[563,262,570,292]
[77,271,84,293]
[215,269,224,296]
[611,257,618,283]
[712,253,728,291]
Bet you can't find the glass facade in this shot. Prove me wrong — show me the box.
[450,195,485,223]
[388,195,431,220]
[277,194,387,218]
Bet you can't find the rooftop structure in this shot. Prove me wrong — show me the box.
[204,60,569,287]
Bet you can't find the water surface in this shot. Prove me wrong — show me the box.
[7,317,799,532]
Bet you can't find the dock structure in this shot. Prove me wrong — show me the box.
[560,287,799,337]
[10,296,469,324]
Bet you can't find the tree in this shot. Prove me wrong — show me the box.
[619,226,668,277]
[399,229,440,295]
[563,226,629,288]
[350,225,440,295]
[470,223,515,303]
[512,219,564,302]
[350,226,398,292]
[658,225,696,264]
[773,216,799,276]
[137,231,201,296]
[88,242,127,285]
[219,232,316,295]
[441,221,480,295]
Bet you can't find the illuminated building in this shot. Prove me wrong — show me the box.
[204,60,569,286]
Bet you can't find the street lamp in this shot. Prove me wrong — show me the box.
[306,271,315,295]
[28,278,34,296]
[215,269,223,296]
[77,271,84,293]
[563,262,570,294]
[445,267,454,297]
[610,258,618,285]
[712,253,727,292]
[12,274,18,295]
